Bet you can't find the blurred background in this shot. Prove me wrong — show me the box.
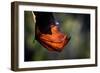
[24,11,90,61]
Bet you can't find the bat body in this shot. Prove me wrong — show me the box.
[34,12,70,52]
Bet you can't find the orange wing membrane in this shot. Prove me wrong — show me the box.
[37,25,70,52]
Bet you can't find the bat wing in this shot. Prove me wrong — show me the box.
[36,25,70,52]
